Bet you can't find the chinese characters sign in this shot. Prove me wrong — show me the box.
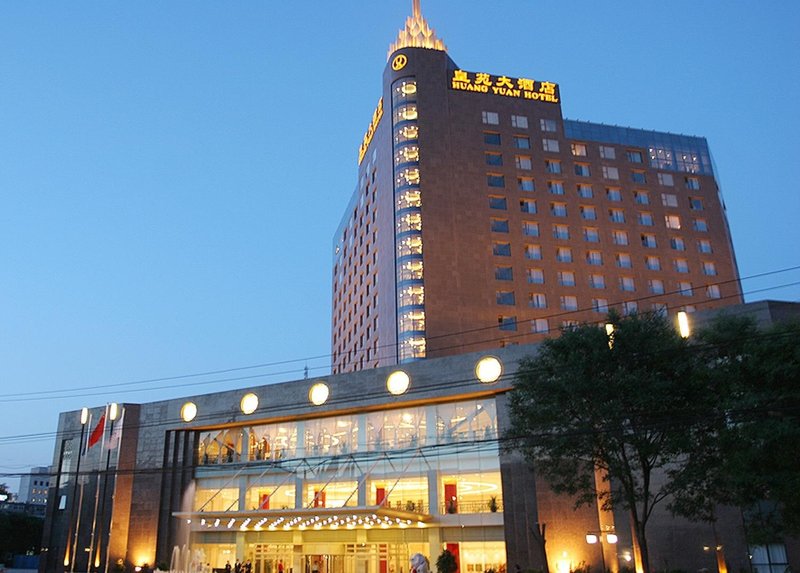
[358,98,384,165]
[449,69,559,103]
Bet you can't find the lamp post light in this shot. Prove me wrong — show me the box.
[586,530,618,573]
[66,407,89,571]
[92,403,120,572]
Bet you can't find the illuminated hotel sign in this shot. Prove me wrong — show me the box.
[449,69,560,103]
[358,98,384,164]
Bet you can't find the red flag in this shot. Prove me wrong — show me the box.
[87,414,106,449]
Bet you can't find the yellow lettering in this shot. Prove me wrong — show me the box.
[475,72,492,87]
[453,69,470,83]
[517,77,535,91]
[358,98,384,164]
[496,75,514,89]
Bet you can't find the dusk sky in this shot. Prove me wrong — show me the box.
[1,1,798,491]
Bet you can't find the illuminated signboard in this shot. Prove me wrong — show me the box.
[358,98,384,164]
[449,69,559,103]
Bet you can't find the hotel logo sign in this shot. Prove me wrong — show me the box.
[358,98,384,165]
[449,69,559,103]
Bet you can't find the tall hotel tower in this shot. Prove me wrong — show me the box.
[332,1,741,374]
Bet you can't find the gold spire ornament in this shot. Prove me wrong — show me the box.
[388,0,447,59]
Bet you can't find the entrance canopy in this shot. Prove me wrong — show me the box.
[174,505,432,532]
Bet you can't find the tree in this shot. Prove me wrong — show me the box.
[506,311,711,573]
[670,316,800,541]
[436,549,458,573]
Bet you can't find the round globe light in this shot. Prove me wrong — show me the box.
[309,383,330,406]
[386,370,410,396]
[240,393,259,415]
[475,356,503,384]
[181,402,197,423]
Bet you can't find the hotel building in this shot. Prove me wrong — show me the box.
[331,1,741,374]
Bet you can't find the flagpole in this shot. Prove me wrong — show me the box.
[64,408,89,571]
[71,411,92,573]
[87,404,109,573]
[94,403,119,572]
[103,406,125,573]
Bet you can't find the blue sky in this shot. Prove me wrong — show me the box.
[1,1,798,491]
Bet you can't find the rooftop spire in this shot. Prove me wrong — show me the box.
[388,0,446,60]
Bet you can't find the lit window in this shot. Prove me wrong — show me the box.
[634,191,650,205]
[490,218,509,233]
[586,250,603,265]
[589,274,606,289]
[523,221,540,236]
[548,181,565,195]
[560,295,578,311]
[556,247,573,263]
[581,206,597,221]
[602,166,619,180]
[489,196,507,210]
[583,227,600,242]
[620,276,636,292]
[545,160,562,174]
[527,268,544,284]
[516,155,533,170]
[540,118,556,132]
[574,163,591,176]
[495,266,513,281]
[520,199,537,213]
[543,138,560,152]
[485,152,503,166]
[616,253,632,268]
[514,136,531,149]
[638,212,654,226]
[702,261,717,276]
[518,177,535,192]
[482,111,499,125]
[693,218,709,232]
[571,143,587,156]
[484,132,501,145]
[706,285,721,299]
[623,301,638,315]
[599,145,616,159]
[553,224,569,239]
[487,174,505,187]
[685,176,700,190]
[498,315,517,331]
[532,318,549,333]
[626,150,644,163]
[674,258,690,273]
[558,271,576,286]
[658,173,674,186]
[665,215,682,229]
[698,240,713,253]
[493,242,511,256]
[670,237,686,251]
[529,292,547,309]
[649,279,665,294]
[631,170,647,184]
[577,184,594,198]
[646,256,661,270]
[690,197,704,211]
[609,209,625,223]
[678,281,693,296]
[606,187,622,202]
[551,203,568,217]
[496,291,516,305]
[512,115,528,128]
[612,230,629,245]
[525,244,543,260]
[641,234,657,248]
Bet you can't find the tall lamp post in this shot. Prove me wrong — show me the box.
[91,402,120,572]
[65,407,89,571]
[586,530,618,573]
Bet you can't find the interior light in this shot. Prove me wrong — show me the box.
[386,371,410,395]
[309,383,330,406]
[181,402,198,423]
[240,393,259,415]
[475,356,503,383]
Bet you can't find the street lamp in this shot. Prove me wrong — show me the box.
[66,407,90,570]
[586,529,618,573]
